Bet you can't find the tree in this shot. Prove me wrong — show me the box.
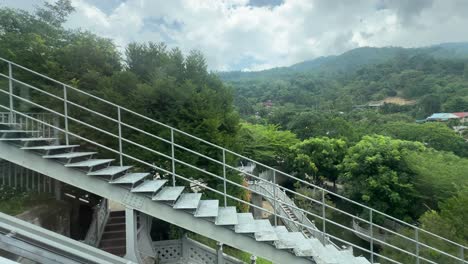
[36,0,75,27]
[339,135,425,220]
[443,97,468,112]
[289,137,347,186]
[237,123,299,166]
[378,121,468,157]
[381,187,468,264]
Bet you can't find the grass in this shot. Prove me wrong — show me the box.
[0,185,53,215]
[188,233,272,264]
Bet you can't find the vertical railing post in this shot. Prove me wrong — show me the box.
[170,128,176,187]
[117,106,123,166]
[222,149,227,207]
[460,246,465,264]
[273,170,277,227]
[460,246,466,264]
[63,85,69,145]
[415,228,420,264]
[370,209,374,264]
[322,188,326,244]
[8,62,14,123]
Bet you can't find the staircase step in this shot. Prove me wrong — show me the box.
[110,173,149,184]
[65,159,114,168]
[22,145,79,150]
[131,180,167,193]
[174,193,202,210]
[274,226,288,234]
[293,238,322,257]
[354,256,372,264]
[99,238,126,248]
[235,213,256,233]
[110,210,125,217]
[107,216,125,225]
[0,137,56,142]
[104,223,126,232]
[254,220,278,241]
[215,207,238,226]
[100,246,126,257]
[43,152,96,159]
[274,231,306,249]
[88,166,132,176]
[101,230,126,240]
[194,200,219,218]
[152,186,185,202]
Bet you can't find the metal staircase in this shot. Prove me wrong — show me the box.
[0,57,466,264]
[0,128,357,264]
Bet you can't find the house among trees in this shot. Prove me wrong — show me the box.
[453,112,468,123]
[426,113,468,122]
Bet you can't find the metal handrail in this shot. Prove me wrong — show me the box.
[0,57,466,264]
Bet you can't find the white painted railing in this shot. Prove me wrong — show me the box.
[152,235,244,264]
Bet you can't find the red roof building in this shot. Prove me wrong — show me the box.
[453,112,468,123]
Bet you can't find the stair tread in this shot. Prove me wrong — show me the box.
[254,220,278,241]
[194,200,219,217]
[88,166,132,176]
[274,226,288,234]
[275,231,307,249]
[65,159,114,167]
[235,213,256,233]
[43,152,96,159]
[293,238,323,257]
[0,137,56,141]
[215,207,238,226]
[131,180,167,193]
[174,193,202,209]
[110,173,149,184]
[153,186,185,201]
[22,145,79,150]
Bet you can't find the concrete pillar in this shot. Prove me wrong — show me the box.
[124,207,139,262]
[251,193,263,219]
[216,242,225,264]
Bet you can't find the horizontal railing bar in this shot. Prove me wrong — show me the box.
[0,73,65,101]
[66,100,118,123]
[121,137,173,161]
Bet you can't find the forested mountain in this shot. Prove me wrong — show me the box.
[220,43,468,80]
[221,44,468,123]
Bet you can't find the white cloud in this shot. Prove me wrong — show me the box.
[2,0,468,70]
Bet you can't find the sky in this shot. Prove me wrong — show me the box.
[1,0,468,71]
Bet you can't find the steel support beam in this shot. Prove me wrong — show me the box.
[0,212,133,264]
[0,142,313,264]
[0,234,80,264]
[124,207,139,262]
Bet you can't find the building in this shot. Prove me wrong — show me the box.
[453,112,468,123]
[426,113,460,122]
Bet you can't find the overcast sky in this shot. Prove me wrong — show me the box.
[1,0,468,71]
